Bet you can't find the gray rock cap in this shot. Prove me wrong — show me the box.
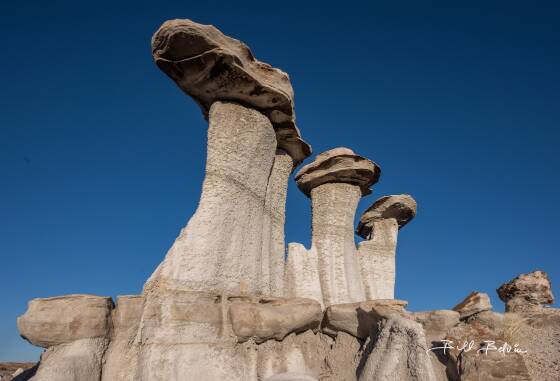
[295,147,381,197]
[151,19,311,165]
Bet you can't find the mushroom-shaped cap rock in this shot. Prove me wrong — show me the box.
[356,194,417,238]
[294,148,380,197]
[151,19,311,165]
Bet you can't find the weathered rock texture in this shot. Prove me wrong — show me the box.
[151,19,310,165]
[497,270,554,312]
[287,148,380,307]
[506,308,560,381]
[145,101,279,296]
[262,150,294,296]
[358,315,437,381]
[452,291,492,320]
[443,317,533,381]
[357,195,416,300]
[17,295,113,381]
[17,294,113,348]
[323,299,408,339]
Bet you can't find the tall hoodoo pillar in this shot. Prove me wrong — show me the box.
[146,19,311,296]
[356,194,417,299]
[130,20,312,381]
[293,148,380,306]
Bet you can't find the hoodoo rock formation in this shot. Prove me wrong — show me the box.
[15,18,559,381]
[286,148,381,307]
[356,194,417,300]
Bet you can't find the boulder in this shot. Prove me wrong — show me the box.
[229,297,322,343]
[497,270,554,312]
[323,299,408,339]
[295,147,380,197]
[17,294,113,348]
[151,19,310,165]
[452,291,492,320]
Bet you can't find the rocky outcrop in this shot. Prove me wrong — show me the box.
[323,299,408,339]
[17,295,113,348]
[443,318,532,381]
[411,310,460,345]
[452,291,492,320]
[287,148,380,307]
[506,308,560,381]
[358,315,436,381]
[356,195,416,299]
[151,19,310,165]
[229,297,322,343]
[497,270,554,312]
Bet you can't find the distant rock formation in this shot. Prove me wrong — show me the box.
[15,18,559,381]
[497,270,554,312]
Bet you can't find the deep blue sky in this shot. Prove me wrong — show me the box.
[1,0,559,361]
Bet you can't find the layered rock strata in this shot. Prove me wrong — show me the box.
[452,291,492,320]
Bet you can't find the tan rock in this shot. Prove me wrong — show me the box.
[295,147,380,197]
[468,310,504,332]
[356,194,417,239]
[506,308,560,381]
[497,270,554,312]
[452,291,492,319]
[411,310,460,344]
[28,338,109,381]
[101,295,144,381]
[229,298,322,343]
[17,294,113,348]
[151,19,310,165]
[444,320,532,381]
[323,299,408,339]
[264,373,318,381]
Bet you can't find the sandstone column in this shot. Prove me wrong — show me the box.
[291,148,380,306]
[146,19,311,296]
[356,194,416,299]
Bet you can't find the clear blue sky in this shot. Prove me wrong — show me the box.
[1,0,559,361]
